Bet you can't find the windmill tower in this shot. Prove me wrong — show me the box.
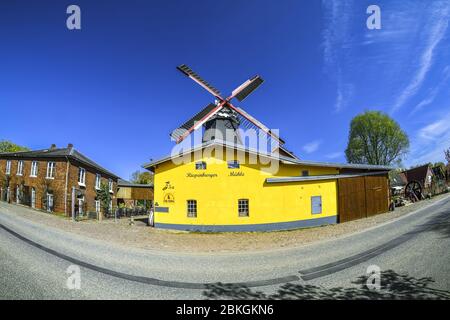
[171,64,297,159]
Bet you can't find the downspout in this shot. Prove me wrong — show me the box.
[64,156,70,216]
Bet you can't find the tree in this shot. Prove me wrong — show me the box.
[36,175,55,211]
[345,111,409,166]
[130,170,154,185]
[96,182,112,218]
[0,140,29,153]
[445,148,450,164]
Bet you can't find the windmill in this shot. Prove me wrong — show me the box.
[171,64,297,158]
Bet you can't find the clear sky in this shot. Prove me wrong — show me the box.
[1,0,449,179]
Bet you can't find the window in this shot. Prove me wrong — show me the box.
[78,167,86,186]
[187,200,197,218]
[227,160,240,169]
[302,170,309,177]
[17,160,24,176]
[5,160,11,175]
[95,200,101,213]
[311,196,322,214]
[238,199,249,217]
[30,161,38,177]
[46,162,56,179]
[195,161,207,170]
[95,174,101,190]
[108,179,113,193]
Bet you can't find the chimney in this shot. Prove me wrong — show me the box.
[67,143,73,149]
[50,144,56,150]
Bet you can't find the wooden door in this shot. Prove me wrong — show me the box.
[338,177,367,223]
[364,175,389,217]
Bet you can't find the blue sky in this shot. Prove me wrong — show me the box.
[0,0,449,179]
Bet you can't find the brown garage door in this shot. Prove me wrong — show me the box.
[338,174,389,223]
[365,175,389,217]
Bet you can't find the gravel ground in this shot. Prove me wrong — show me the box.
[0,193,448,253]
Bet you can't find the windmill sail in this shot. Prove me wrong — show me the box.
[177,64,222,97]
[171,64,295,157]
[170,103,217,142]
[230,75,264,102]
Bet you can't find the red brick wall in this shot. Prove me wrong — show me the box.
[66,161,117,214]
[0,158,117,217]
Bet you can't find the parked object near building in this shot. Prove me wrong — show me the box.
[142,65,392,232]
[0,144,119,218]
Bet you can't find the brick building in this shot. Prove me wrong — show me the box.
[0,144,119,217]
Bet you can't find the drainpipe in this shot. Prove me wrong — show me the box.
[71,186,75,222]
[64,157,70,216]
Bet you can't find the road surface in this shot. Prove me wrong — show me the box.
[0,196,449,299]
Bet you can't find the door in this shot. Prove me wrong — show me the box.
[47,193,54,212]
[338,177,367,222]
[364,175,389,217]
[311,196,322,214]
[78,197,84,216]
[31,188,36,208]
[338,174,389,222]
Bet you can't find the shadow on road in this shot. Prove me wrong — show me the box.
[203,270,450,300]
[423,209,450,239]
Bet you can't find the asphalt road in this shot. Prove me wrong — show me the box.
[0,196,449,299]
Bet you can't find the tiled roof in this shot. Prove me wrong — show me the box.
[402,164,431,184]
[0,146,119,179]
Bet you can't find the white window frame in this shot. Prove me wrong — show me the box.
[108,179,113,193]
[30,161,38,177]
[78,167,86,186]
[95,200,101,213]
[95,174,101,190]
[187,200,197,218]
[17,160,24,176]
[5,160,11,175]
[46,162,56,179]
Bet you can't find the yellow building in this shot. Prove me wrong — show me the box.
[143,141,390,232]
[143,64,391,232]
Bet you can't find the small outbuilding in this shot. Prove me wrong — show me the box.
[116,179,153,209]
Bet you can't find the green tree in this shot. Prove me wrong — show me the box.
[96,182,112,217]
[345,111,409,166]
[0,140,29,153]
[445,148,450,164]
[130,170,154,185]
